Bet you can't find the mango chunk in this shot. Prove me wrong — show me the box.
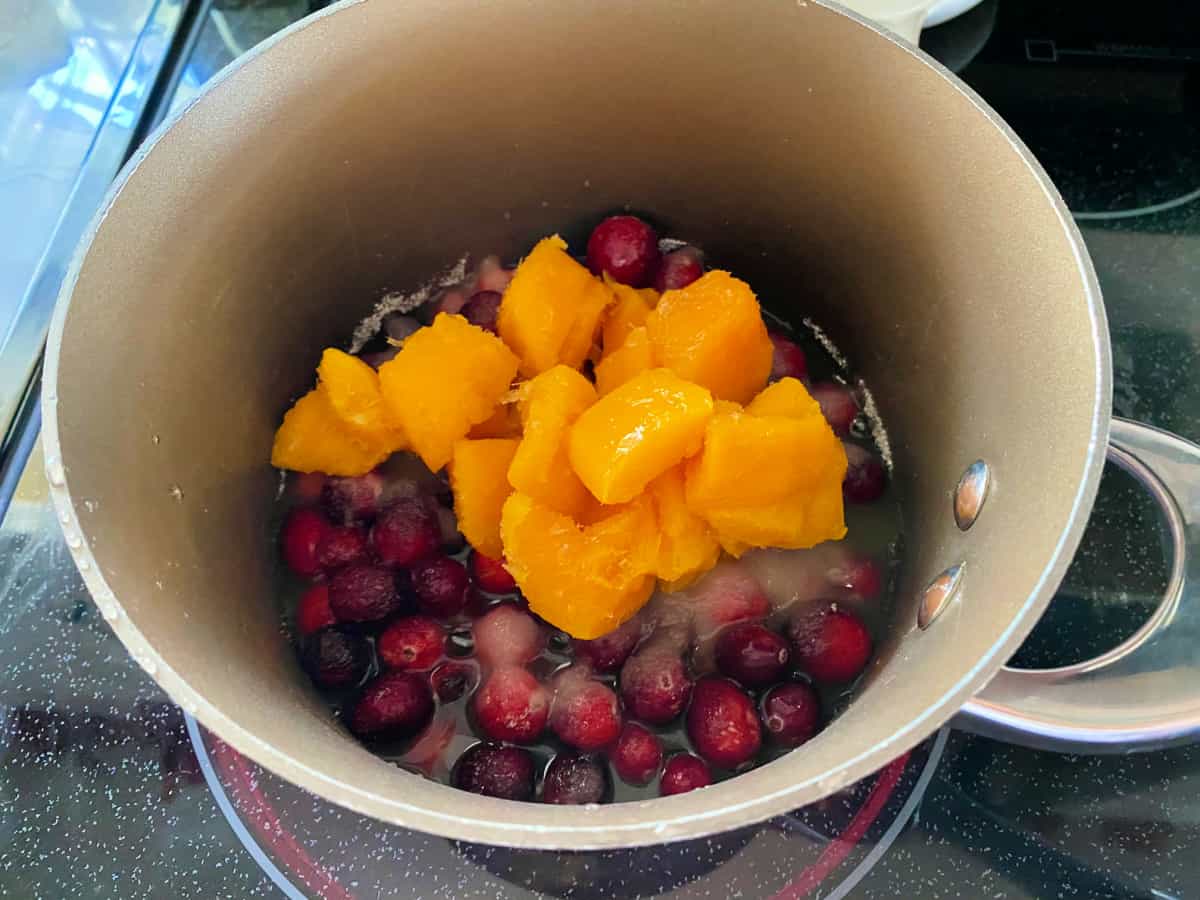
[468,401,522,439]
[568,368,714,505]
[648,466,720,590]
[646,270,773,404]
[271,389,393,476]
[449,438,520,559]
[594,326,654,396]
[497,236,614,376]
[704,481,847,555]
[507,365,597,519]
[746,377,822,420]
[379,313,519,471]
[316,348,407,447]
[601,277,655,351]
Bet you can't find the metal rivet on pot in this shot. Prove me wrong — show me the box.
[918,563,964,630]
[953,460,991,531]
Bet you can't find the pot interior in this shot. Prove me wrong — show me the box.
[45,0,1107,848]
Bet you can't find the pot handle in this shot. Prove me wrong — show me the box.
[954,417,1200,753]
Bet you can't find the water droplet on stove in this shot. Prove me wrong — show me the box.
[46,457,65,486]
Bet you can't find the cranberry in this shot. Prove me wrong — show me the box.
[828,554,883,600]
[653,246,704,292]
[550,672,622,751]
[328,564,404,624]
[619,650,692,725]
[687,562,771,638]
[435,506,465,553]
[473,604,542,667]
[760,682,821,747]
[586,215,660,287]
[349,671,434,742]
[300,629,370,689]
[714,623,791,689]
[470,551,517,594]
[453,743,535,801]
[473,666,549,743]
[476,256,514,294]
[572,616,643,673]
[660,753,712,796]
[541,754,610,805]
[280,507,329,577]
[810,382,859,437]
[431,660,479,703]
[686,677,762,769]
[768,332,808,382]
[788,604,872,683]
[316,524,370,571]
[378,616,445,671]
[289,471,326,504]
[295,584,336,637]
[461,291,503,334]
[843,443,887,503]
[611,722,664,785]
[371,498,442,566]
[410,555,471,618]
[322,473,385,524]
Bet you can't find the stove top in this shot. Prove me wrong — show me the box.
[1,2,1197,897]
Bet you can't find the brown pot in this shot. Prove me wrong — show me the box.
[42,0,1200,849]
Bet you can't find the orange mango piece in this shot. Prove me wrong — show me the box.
[316,348,407,447]
[601,277,656,351]
[647,466,720,590]
[746,377,822,420]
[468,401,522,439]
[271,389,393,476]
[497,236,613,376]
[646,270,773,404]
[704,481,847,555]
[594,326,654,396]
[449,438,520,559]
[379,313,519,471]
[568,368,714,505]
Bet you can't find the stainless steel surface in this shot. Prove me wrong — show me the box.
[953,459,990,531]
[957,417,1200,752]
[41,0,1111,849]
[917,563,965,630]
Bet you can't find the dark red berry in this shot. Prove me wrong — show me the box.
[768,332,808,382]
[372,498,441,566]
[686,562,771,638]
[829,554,883,600]
[378,616,445,671]
[461,291,503,334]
[327,564,403,624]
[411,555,471,618]
[289,471,326,504]
[470,551,518,594]
[811,382,859,437]
[586,215,660,287]
[473,666,549,743]
[322,473,384,524]
[435,506,465,553]
[843,443,887,503]
[660,753,712,796]
[760,682,821,747]
[550,671,622,751]
[788,604,872,683]
[572,616,643,674]
[295,584,336,637]
[453,743,535,800]
[714,623,791,689]
[473,604,542,667]
[619,650,692,725]
[611,722,664,785]
[300,629,370,689]
[431,660,479,703]
[542,754,610,804]
[686,677,762,769]
[316,524,369,571]
[653,246,704,292]
[281,507,329,577]
[349,671,434,741]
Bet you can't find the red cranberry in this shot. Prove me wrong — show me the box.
[811,382,859,437]
[714,623,791,689]
[768,332,808,382]
[586,215,660,287]
[475,256,514,293]
[611,722,664,785]
[473,605,542,668]
[542,754,610,805]
[843,443,887,503]
[461,291,503,334]
[619,650,692,725]
[295,584,336,637]
[327,564,403,624]
[470,551,517,594]
[572,616,643,673]
[289,471,326,504]
[453,743,535,800]
[686,677,762,769]
[316,524,370,571]
[410,555,471,618]
[322,473,385,524]
[653,246,704,292]
[300,629,370,689]
[829,554,883,600]
[371,498,442,566]
[280,507,329,577]
[431,660,479,703]
[760,682,821,747]
[378,616,445,671]
[551,672,622,751]
[788,604,872,683]
[660,753,712,796]
[349,671,434,741]
[473,666,549,743]
[687,562,771,638]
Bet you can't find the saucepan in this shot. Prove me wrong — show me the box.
[41,0,1200,849]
